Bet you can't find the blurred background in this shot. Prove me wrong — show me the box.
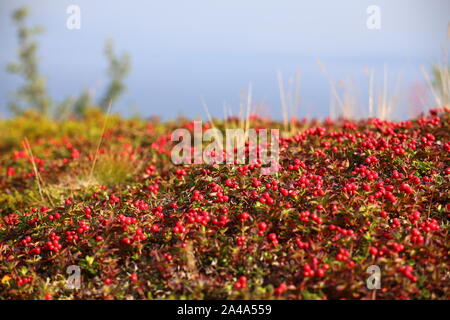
[0,0,449,120]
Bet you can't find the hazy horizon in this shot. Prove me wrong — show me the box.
[0,0,449,120]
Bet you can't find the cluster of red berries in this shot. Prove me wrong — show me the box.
[234,276,247,289]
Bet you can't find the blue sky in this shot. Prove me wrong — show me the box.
[0,0,449,119]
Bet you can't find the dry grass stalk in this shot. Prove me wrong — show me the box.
[89,100,113,182]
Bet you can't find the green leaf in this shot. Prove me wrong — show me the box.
[85,255,94,266]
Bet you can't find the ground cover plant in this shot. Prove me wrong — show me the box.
[0,107,449,300]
